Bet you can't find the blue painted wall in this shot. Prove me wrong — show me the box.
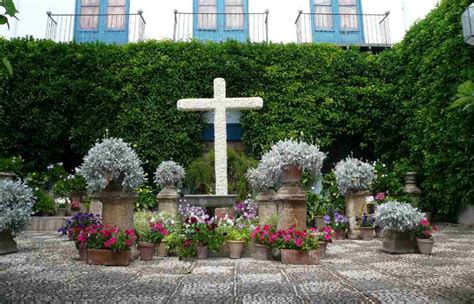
[310,0,364,45]
[74,0,130,44]
[193,0,249,42]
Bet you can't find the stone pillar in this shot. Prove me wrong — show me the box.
[157,185,179,215]
[98,191,136,231]
[345,191,370,239]
[256,190,278,225]
[277,165,307,231]
[89,198,103,217]
[403,172,422,207]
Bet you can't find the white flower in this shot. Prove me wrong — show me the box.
[366,196,374,203]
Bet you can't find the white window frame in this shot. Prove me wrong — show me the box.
[225,0,245,30]
[198,0,218,30]
[80,0,100,30]
[339,0,359,31]
[107,0,126,30]
[314,0,333,30]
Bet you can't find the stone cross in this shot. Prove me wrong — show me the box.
[177,78,263,195]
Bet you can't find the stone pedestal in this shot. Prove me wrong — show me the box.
[256,190,278,225]
[0,230,17,255]
[403,172,422,207]
[381,230,418,254]
[277,165,307,231]
[98,191,136,231]
[89,198,103,217]
[157,186,179,215]
[345,191,370,239]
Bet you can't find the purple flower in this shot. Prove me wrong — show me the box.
[323,215,330,224]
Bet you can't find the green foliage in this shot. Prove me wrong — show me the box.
[185,148,256,199]
[449,80,474,111]
[53,175,87,197]
[0,156,23,176]
[32,190,56,216]
[0,0,17,76]
[380,0,474,221]
[135,184,157,211]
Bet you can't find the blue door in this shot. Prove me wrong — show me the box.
[74,0,130,44]
[193,0,249,42]
[202,111,243,141]
[310,0,364,45]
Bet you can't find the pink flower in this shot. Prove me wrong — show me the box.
[125,228,135,237]
[420,218,429,227]
[294,238,303,247]
[125,240,133,247]
[104,237,117,248]
[375,192,386,201]
[283,234,291,243]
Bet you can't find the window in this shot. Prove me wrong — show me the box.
[80,0,99,29]
[225,0,244,29]
[339,0,358,30]
[107,0,126,30]
[198,0,217,30]
[314,0,333,29]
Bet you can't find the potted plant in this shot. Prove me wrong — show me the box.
[327,212,348,240]
[274,225,321,265]
[79,225,137,266]
[375,200,424,254]
[314,226,333,258]
[58,213,101,261]
[55,198,68,216]
[251,225,277,260]
[415,218,437,255]
[151,211,176,257]
[225,225,250,259]
[78,137,144,235]
[357,213,376,241]
[154,161,185,214]
[0,179,34,255]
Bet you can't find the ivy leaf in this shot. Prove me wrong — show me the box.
[2,57,12,76]
[0,15,9,29]
[4,0,18,16]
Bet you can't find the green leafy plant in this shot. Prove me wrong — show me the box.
[0,0,17,76]
[223,225,250,242]
[53,174,87,197]
[0,156,23,176]
[32,190,56,216]
[449,80,474,111]
[135,184,157,211]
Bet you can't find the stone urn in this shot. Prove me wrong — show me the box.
[277,165,307,231]
[157,184,179,216]
[345,191,370,239]
[0,229,18,255]
[381,230,418,254]
[403,172,422,207]
[256,189,278,225]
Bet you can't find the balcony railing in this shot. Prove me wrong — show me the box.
[173,10,269,43]
[46,11,146,44]
[296,11,391,47]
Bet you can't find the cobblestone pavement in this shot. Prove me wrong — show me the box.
[1,224,473,303]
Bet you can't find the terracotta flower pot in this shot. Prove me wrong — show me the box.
[197,244,208,260]
[417,238,434,255]
[282,164,302,184]
[87,249,130,266]
[138,242,155,261]
[334,229,346,240]
[281,249,320,265]
[56,208,67,217]
[156,241,168,257]
[78,247,88,262]
[254,244,271,260]
[360,227,375,241]
[319,241,327,258]
[228,240,245,259]
[375,226,384,238]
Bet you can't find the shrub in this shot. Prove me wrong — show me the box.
[78,137,144,192]
[334,156,375,195]
[32,190,56,216]
[375,200,423,232]
[135,185,157,211]
[0,156,24,176]
[0,179,34,233]
[154,161,185,188]
[53,174,87,197]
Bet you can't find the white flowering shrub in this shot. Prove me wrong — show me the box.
[245,164,276,191]
[260,139,326,178]
[154,161,185,188]
[0,179,35,233]
[78,138,144,193]
[334,156,375,195]
[375,200,423,232]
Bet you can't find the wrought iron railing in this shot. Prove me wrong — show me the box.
[46,11,146,43]
[173,10,269,43]
[296,11,391,47]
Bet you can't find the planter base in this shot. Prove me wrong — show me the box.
[281,249,320,265]
[381,230,417,254]
[0,230,17,255]
[254,244,271,260]
[87,249,130,266]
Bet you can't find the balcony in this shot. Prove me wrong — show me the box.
[46,11,146,44]
[296,11,391,49]
[173,11,269,43]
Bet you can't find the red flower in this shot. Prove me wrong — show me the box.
[104,237,117,248]
[420,218,429,227]
[294,238,303,247]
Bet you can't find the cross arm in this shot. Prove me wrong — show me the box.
[177,99,217,111]
[224,97,264,110]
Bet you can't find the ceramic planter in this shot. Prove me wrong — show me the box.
[382,230,417,254]
[138,242,155,261]
[360,227,375,241]
[228,240,245,259]
[417,238,434,255]
[87,249,130,266]
[319,241,327,258]
[280,249,320,265]
[197,244,208,260]
[0,229,17,255]
[157,241,168,257]
[254,244,271,260]
[334,229,346,240]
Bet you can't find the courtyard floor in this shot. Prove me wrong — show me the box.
[0,224,473,303]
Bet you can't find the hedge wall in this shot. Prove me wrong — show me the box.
[0,39,391,174]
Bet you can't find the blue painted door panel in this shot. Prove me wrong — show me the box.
[193,0,249,42]
[202,124,243,141]
[74,0,130,44]
[311,0,364,45]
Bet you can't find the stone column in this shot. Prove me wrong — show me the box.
[98,191,136,231]
[157,185,179,216]
[403,172,422,207]
[277,165,307,231]
[256,189,278,225]
[345,191,370,239]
